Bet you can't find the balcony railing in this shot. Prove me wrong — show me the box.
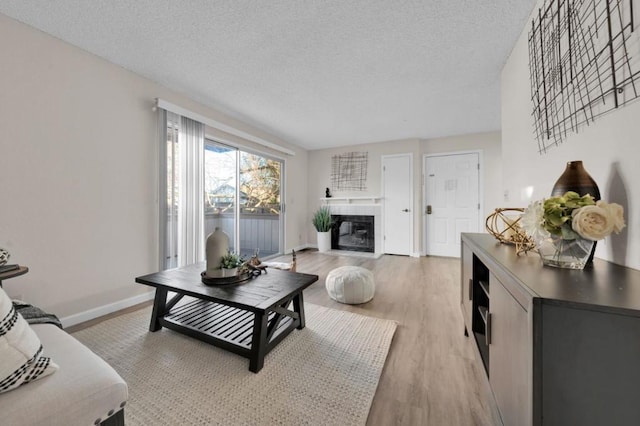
[205,211,280,258]
[165,210,280,267]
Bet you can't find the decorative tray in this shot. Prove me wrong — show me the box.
[200,270,256,286]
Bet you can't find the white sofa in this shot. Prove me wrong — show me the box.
[0,322,128,426]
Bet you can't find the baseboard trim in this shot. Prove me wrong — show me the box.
[288,244,313,252]
[60,291,155,328]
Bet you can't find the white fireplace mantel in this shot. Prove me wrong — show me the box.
[320,196,382,206]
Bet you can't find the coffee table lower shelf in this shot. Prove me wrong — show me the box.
[158,297,297,370]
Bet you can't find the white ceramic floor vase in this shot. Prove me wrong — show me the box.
[317,231,332,253]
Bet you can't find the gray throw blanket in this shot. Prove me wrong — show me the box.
[12,301,63,329]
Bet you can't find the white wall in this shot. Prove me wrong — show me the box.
[501,1,640,269]
[0,13,308,319]
[307,132,502,255]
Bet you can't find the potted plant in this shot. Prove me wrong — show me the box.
[312,206,333,252]
[220,250,245,277]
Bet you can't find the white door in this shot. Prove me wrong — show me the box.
[382,154,413,256]
[424,152,480,257]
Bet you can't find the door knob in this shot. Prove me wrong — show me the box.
[426,205,432,214]
[402,209,410,212]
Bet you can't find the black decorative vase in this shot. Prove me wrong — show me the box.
[551,161,600,264]
[551,161,600,200]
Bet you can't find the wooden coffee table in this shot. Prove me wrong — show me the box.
[135,263,318,373]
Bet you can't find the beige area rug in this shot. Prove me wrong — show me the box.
[72,303,396,426]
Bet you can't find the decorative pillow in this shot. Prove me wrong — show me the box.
[0,287,58,394]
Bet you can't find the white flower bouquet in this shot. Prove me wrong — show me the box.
[521,191,625,269]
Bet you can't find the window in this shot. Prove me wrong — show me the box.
[204,141,283,259]
[159,108,284,270]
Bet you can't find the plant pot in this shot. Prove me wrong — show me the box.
[205,269,224,279]
[222,267,238,277]
[317,231,332,253]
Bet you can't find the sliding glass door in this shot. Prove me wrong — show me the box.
[204,143,238,252]
[239,151,282,258]
[204,141,283,259]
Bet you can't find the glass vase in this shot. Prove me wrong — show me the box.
[535,234,595,270]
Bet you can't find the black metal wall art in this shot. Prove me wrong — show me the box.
[331,152,368,191]
[529,0,640,153]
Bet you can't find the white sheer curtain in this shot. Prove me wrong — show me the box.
[159,109,205,269]
[177,116,205,265]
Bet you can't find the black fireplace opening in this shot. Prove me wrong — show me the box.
[331,215,374,253]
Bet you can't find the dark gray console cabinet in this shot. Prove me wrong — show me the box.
[461,233,640,426]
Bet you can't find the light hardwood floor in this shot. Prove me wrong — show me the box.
[70,250,502,425]
[296,250,502,426]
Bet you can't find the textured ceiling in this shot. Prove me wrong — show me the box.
[0,0,536,150]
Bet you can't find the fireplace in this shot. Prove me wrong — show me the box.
[331,215,374,253]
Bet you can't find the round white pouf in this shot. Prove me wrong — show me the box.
[325,266,375,304]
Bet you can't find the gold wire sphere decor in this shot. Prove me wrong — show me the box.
[485,208,536,255]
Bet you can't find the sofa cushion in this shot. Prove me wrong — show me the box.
[0,323,128,425]
[0,287,58,394]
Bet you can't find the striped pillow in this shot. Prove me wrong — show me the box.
[0,287,58,394]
